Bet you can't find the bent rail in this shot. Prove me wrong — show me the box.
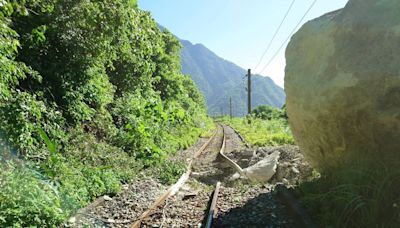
[131,129,217,228]
[218,125,245,176]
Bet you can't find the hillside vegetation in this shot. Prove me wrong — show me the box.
[180,39,285,116]
[0,0,211,226]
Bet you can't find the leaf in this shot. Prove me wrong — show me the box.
[37,128,56,154]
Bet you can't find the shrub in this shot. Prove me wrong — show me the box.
[151,160,186,185]
[0,0,211,226]
[0,162,69,227]
[251,105,287,120]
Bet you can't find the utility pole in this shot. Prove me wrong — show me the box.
[229,97,232,119]
[247,69,252,115]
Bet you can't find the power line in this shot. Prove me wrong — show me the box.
[254,0,296,72]
[258,0,317,74]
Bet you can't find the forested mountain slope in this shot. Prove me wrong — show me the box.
[0,0,210,226]
[180,39,285,116]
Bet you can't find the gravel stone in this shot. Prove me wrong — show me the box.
[69,125,313,227]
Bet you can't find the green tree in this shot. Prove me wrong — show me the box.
[251,105,286,120]
[0,0,211,225]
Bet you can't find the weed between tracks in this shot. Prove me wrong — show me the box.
[188,180,214,192]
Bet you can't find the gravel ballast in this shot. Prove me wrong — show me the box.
[68,124,313,227]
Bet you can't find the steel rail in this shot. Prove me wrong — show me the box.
[205,181,221,228]
[204,125,244,228]
[226,124,250,148]
[131,128,218,228]
[203,125,228,228]
[218,125,245,176]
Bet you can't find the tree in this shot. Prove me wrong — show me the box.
[251,105,286,120]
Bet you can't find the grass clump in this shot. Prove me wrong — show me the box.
[0,162,69,227]
[150,160,186,185]
[296,158,400,227]
[221,116,295,146]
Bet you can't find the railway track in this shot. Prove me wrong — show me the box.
[132,124,233,227]
[71,124,314,227]
[132,124,315,228]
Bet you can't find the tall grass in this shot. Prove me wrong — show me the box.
[297,157,400,227]
[222,116,295,146]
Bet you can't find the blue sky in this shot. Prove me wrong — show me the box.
[139,0,348,87]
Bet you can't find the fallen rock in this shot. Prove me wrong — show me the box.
[285,0,400,169]
[291,167,300,174]
[103,195,112,201]
[68,217,76,224]
[242,151,280,182]
[229,146,313,185]
[241,149,256,158]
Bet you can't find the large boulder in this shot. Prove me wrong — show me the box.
[285,0,400,169]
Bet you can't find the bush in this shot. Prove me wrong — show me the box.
[0,162,69,227]
[151,160,186,185]
[251,105,287,120]
[0,0,212,226]
[38,131,142,206]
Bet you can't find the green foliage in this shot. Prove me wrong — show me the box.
[150,160,186,185]
[251,105,287,120]
[0,0,211,226]
[0,162,68,227]
[219,105,292,146]
[0,92,66,158]
[64,130,142,184]
[222,116,295,146]
[297,159,400,227]
[180,39,286,117]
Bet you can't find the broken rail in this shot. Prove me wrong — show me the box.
[131,128,218,228]
[205,181,221,228]
[131,124,253,227]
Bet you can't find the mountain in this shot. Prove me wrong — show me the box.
[179,39,285,116]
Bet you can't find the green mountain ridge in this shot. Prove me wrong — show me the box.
[179,39,286,116]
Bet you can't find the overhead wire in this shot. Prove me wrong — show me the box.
[253,0,296,72]
[258,0,318,74]
[215,0,316,116]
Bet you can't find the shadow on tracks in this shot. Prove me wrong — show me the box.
[213,188,294,228]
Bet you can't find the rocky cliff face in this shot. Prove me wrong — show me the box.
[285,0,400,169]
